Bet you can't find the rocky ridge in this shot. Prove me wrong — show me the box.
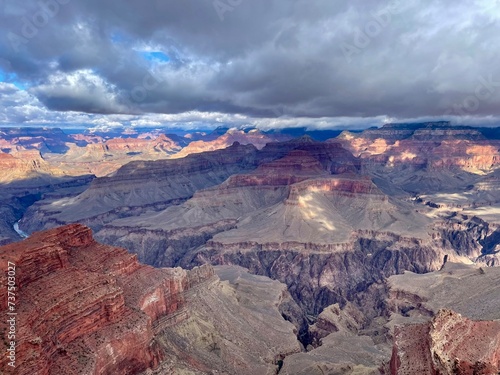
[170,128,288,158]
[0,225,300,375]
[385,262,500,374]
[0,151,69,183]
[390,309,500,375]
[46,135,182,177]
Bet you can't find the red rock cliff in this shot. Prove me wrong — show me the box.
[0,224,214,375]
[390,309,500,375]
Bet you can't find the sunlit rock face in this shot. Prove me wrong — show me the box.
[0,225,300,375]
[170,128,290,158]
[390,309,500,375]
[335,123,500,196]
[0,150,68,183]
[338,124,496,171]
[0,224,192,374]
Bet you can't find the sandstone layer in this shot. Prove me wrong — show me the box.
[0,225,300,375]
[0,151,69,183]
[386,263,500,374]
[170,128,289,158]
[390,309,500,375]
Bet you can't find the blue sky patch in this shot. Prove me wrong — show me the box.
[139,51,170,63]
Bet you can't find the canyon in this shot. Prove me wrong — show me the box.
[2,227,499,374]
[3,122,500,373]
[0,225,301,374]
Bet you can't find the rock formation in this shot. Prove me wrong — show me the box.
[0,224,192,374]
[335,122,500,195]
[0,225,300,374]
[0,151,68,183]
[170,128,289,158]
[19,133,495,325]
[12,125,500,373]
[20,142,261,234]
[386,263,500,374]
[390,309,500,375]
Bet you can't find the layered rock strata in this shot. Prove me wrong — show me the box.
[20,142,261,233]
[390,309,500,375]
[0,225,300,375]
[0,224,201,374]
[385,263,500,374]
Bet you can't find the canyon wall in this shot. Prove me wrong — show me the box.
[0,224,300,375]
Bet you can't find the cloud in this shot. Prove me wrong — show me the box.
[0,0,499,128]
[30,69,127,114]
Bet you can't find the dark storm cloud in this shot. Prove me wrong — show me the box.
[0,0,500,127]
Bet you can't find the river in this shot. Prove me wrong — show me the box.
[13,221,29,239]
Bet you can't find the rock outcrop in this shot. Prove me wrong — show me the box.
[0,224,200,374]
[0,151,69,183]
[170,128,289,158]
[383,263,500,374]
[148,265,302,375]
[0,225,300,375]
[390,309,500,375]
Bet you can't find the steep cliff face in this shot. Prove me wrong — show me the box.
[0,225,301,375]
[0,151,69,183]
[390,310,500,375]
[188,233,461,317]
[349,138,500,175]
[0,224,198,374]
[273,137,361,174]
[335,124,500,197]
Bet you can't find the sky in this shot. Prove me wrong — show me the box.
[0,0,500,130]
